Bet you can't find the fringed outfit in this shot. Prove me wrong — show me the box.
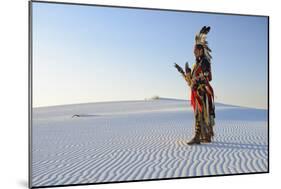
[190,56,215,142]
[174,26,215,144]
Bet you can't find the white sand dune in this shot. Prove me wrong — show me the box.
[32,99,268,187]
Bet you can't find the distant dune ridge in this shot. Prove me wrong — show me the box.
[32,98,268,187]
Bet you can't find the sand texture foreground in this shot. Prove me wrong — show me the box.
[32,99,268,187]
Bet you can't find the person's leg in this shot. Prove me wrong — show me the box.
[208,97,215,140]
[209,115,215,138]
[200,94,215,143]
[200,117,208,141]
[199,96,211,143]
[187,104,201,145]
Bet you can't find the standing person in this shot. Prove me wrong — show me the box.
[174,26,215,145]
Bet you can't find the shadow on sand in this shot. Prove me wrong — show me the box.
[216,108,267,121]
[202,141,268,151]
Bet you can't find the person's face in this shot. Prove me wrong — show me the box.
[194,46,203,58]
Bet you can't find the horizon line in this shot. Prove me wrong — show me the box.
[33,96,268,110]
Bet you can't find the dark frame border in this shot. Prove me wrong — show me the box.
[28,1,33,188]
[28,0,270,188]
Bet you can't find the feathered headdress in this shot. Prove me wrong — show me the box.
[195,26,212,62]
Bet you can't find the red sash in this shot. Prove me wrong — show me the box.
[190,65,214,112]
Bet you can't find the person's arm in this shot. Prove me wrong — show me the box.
[201,58,211,82]
[174,63,192,86]
[190,58,211,90]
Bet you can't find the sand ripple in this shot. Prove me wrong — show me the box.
[32,100,268,187]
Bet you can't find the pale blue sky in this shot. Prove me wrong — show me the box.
[32,2,268,109]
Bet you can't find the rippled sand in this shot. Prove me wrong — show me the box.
[31,99,268,187]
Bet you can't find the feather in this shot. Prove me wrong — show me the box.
[195,26,212,62]
[185,62,191,74]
